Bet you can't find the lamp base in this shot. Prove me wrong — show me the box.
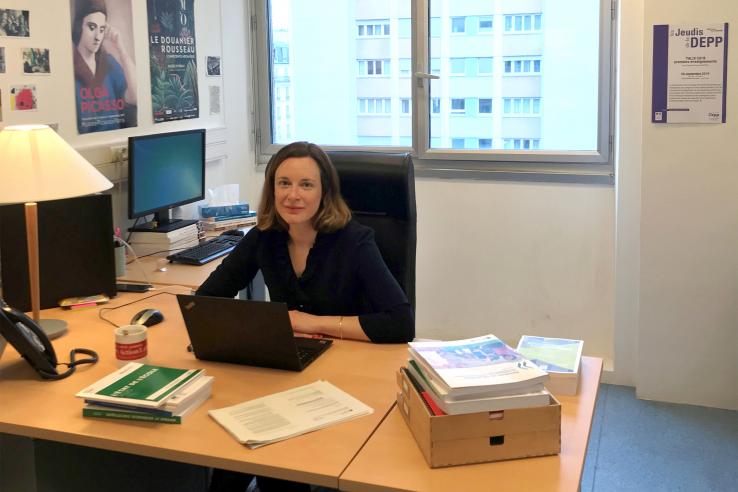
[38,318,68,340]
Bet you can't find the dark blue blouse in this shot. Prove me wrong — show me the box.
[196,219,414,343]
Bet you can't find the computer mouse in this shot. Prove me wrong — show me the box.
[130,308,164,327]
[220,229,245,237]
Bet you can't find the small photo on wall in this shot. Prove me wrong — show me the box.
[207,56,221,76]
[0,8,30,37]
[23,48,50,74]
[10,84,37,111]
[0,47,5,73]
[0,89,3,121]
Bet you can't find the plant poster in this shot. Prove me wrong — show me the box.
[147,0,199,123]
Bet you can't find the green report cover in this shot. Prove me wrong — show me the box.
[77,363,204,408]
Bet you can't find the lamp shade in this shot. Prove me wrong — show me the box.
[0,125,113,205]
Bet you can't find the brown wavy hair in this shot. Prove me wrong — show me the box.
[257,141,351,232]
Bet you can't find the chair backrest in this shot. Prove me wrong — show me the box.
[328,152,417,309]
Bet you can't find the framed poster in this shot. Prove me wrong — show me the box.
[652,23,729,124]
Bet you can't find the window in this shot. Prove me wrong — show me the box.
[398,18,411,38]
[504,138,540,150]
[477,57,493,74]
[400,58,411,77]
[430,57,440,75]
[431,97,441,114]
[503,98,541,115]
[401,98,411,114]
[479,16,493,32]
[256,0,613,176]
[504,57,541,74]
[450,98,466,114]
[358,59,390,76]
[358,98,391,114]
[450,58,466,75]
[451,17,466,33]
[451,138,465,149]
[504,14,542,32]
[357,19,390,37]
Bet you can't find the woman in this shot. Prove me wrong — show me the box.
[197,141,414,343]
[72,0,137,133]
[200,142,414,492]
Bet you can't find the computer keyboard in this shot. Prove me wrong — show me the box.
[167,235,241,265]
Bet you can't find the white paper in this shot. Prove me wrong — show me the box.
[206,183,240,206]
[209,380,373,448]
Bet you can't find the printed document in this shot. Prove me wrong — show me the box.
[208,380,373,448]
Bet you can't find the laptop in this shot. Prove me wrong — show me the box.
[176,294,332,371]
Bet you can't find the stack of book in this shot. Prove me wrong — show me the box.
[198,203,257,232]
[404,334,551,415]
[76,362,213,424]
[516,335,583,395]
[129,223,201,256]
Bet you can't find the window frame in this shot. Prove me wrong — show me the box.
[252,0,615,181]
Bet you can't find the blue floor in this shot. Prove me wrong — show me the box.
[581,384,738,492]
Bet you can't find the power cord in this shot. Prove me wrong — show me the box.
[97,290,187,327]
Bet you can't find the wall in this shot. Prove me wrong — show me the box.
[0,0,256,229]
[636,0,738,409]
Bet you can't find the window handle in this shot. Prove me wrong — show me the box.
[415,71,439,88]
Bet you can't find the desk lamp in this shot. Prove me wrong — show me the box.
[0,125,113,337]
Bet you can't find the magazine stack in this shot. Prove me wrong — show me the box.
[398,334,561,467]
[404,334,551,415]
[76,362,213,424]
[198,203,257,232]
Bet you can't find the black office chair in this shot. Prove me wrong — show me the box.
[327,152,417,310]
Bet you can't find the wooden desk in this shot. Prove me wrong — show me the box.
[117,253,222,290]
[0,287,408,488]
[340,356,603,492]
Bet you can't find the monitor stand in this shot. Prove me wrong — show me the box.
[129,217,198,233]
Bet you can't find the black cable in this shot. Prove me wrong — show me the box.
[98,291,178,327]
[38,348,99,380]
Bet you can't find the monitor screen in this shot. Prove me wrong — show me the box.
[128,129,205,231]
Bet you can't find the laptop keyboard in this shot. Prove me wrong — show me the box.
[297,346,319,365]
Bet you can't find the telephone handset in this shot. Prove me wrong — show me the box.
[0,298,98,380]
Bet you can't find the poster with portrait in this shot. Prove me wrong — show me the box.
[70,0,138,134]
[147,0,199,122]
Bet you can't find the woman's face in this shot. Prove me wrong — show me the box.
[78,12,107,56]
[274,156,323,230]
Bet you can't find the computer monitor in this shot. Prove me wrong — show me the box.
[128,129,205,232]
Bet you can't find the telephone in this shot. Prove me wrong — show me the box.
[0,298,98,380]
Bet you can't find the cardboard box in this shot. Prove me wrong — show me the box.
[397,370,561,468]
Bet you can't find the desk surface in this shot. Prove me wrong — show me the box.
[118,253,221,289]
[0,287,408,488]
[340,356,603,492]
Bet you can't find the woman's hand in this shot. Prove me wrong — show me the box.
[105,26,127,60]
[288,310,321,335]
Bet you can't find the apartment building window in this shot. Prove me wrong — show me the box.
[504,57,541,74]
[504,138,540,150]
[479,16,493,33]
[503,97,541,115]
[450,58,466,75]
[430,17,441,37]
[431,97,441,114]
[358,98,392,114]
[399,18,411,38]
[451,98,466,114]
[477,57,493,74]
[400,58,411,77]
[505,14,542,32]
[358,59,390,76]
[357,20,390,37]
[401,98,411,114]
[256,0,613,177]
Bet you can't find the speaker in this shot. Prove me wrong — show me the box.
[0,194,117,311]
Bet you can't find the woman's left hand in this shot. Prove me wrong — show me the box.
[289,310,320,335]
